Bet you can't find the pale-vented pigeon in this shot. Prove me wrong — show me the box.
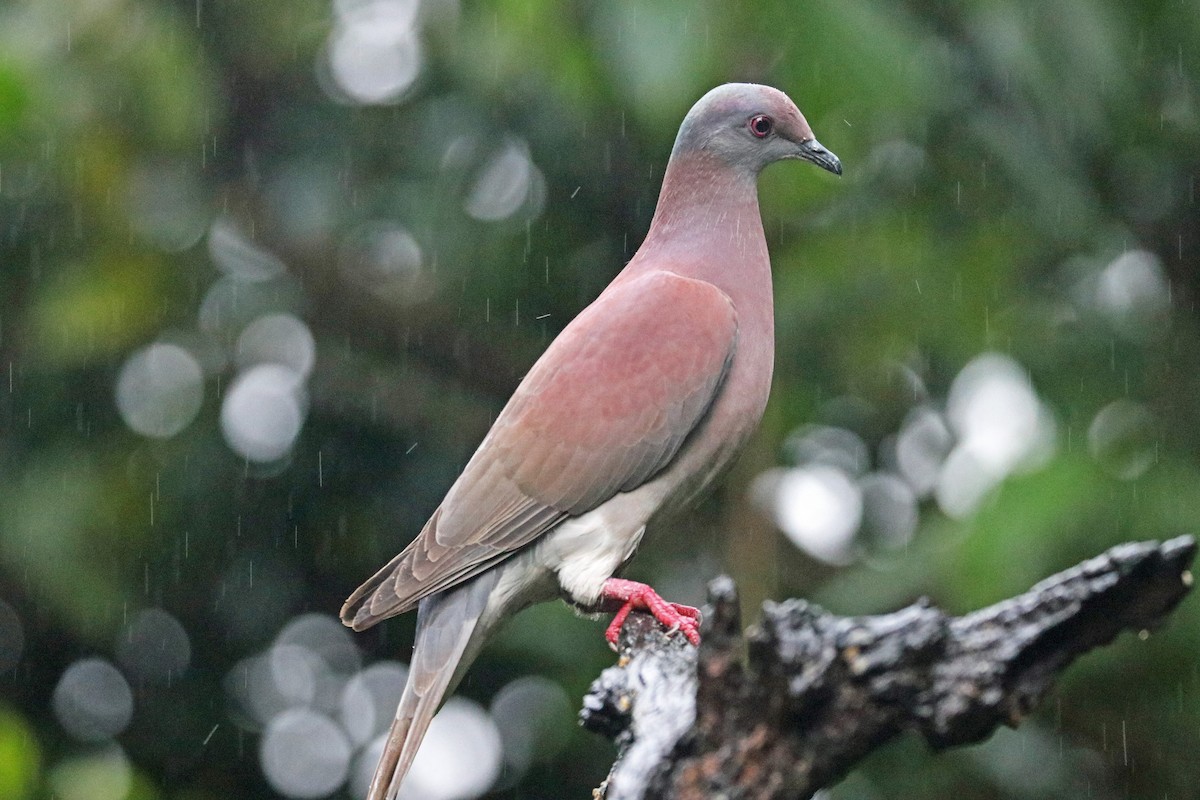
[342,82,841,799]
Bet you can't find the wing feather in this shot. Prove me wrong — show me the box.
[342,270,738,629]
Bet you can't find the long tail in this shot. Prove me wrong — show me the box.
[365,569,499,800]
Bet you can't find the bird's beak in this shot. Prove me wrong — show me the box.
[795,138,842,176]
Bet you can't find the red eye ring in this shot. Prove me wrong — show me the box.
[748,115,773,138]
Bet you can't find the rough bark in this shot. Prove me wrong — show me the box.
[580,536,1196,800]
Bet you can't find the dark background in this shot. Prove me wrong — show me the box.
[2,1,1199,798]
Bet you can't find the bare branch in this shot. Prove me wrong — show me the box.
[581,536,1196,800]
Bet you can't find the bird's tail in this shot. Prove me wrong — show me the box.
[365,570,500,800]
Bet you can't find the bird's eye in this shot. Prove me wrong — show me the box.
[748,115,773,138]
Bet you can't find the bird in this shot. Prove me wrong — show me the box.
[341,82,842,799]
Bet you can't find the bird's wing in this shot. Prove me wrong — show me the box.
[342,270,738,629]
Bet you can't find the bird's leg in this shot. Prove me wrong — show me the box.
[600,577,702,648]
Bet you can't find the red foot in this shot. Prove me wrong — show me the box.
[600,578,702,649]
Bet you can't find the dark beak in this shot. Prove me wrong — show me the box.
[796,138,842,176]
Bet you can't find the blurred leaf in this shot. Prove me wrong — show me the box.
[0,449,132,640]
[27,253,168,368]
[0,706,39,800]
[0,61,30,138]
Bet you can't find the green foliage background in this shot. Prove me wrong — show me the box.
[1,0,1199,797]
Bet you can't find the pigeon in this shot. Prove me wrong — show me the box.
[342,82,841,799]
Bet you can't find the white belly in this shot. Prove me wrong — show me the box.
[534,480,669,606]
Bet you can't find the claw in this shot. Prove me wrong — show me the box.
[599,578,702,647]
[605,600,636,648]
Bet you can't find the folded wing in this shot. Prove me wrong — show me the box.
[342,270,738,629]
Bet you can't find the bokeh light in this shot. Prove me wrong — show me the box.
[225,607,510,799]
[220,364,308,462]
[784,425,870,476]
[227,652,304,727]
[52,658,134,742]
[115,608,192,684]
[350,736,389,800]
[324,0,424,105]
[399,697,502,800]
[276,613,362,675]
[858,472,919,550]
[1088,399,1157,480]
[340,661,408,747]
[208,217,288,283]
[198,276,306,341]
[464,139,546,222]
[1092,249,1171,340]
[126,161,210,253]
[894,406,954,498]
[235,313,317,378]
[771,465,863,565]
[937,353,1056,518]
[115,343,205,438]
[338,222,434,304]
[261,708,353,799]
[489,675,572,779]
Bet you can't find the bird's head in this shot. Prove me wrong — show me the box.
[672,83,842,177]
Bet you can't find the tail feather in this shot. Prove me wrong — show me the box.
[341,549,411,630]
[342,509,446,631]
[368,664,453,800]
[364,569,500,800]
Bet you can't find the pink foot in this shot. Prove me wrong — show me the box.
[600,578,702,649]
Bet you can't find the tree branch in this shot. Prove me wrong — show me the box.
[580,536,1196,800]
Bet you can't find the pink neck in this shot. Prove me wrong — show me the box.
[629,152,766,288]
